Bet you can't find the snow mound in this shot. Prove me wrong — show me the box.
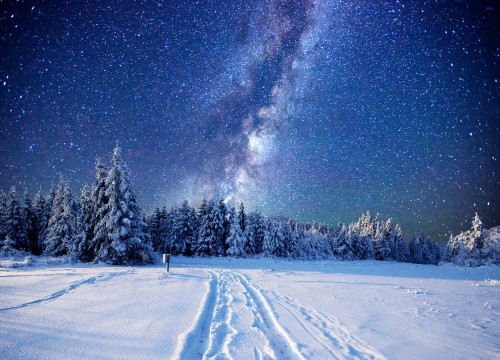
[0,246,33,268]
[485,278,500,286]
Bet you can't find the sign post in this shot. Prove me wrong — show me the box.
[162,254,171,272]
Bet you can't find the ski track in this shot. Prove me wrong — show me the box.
[176,268,384,359]
[175,269,304,360]
[0,269,134,312]
[173,270,219,360]
[259,285,387,360]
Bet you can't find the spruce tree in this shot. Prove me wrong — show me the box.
[210,199,226,256]
[45,178,76,257]
[243,215,257,255]
[70,184,94,261]
[394,224,409,262]
[94,144,154,265]
[148,207,162,252]
[264,220,285,257]
[90,158,109,257]
[384,218,396,260]
[226,208,246,257]
[22,189,39,254]
[250,212,265,254]
[284,220,298,258]
[33,189,49,253]
[195,199,211,256]
[262,218,273,256]
[238,201,246,233]
[0,190,8,242]
[218,198,230,253]
[5,187,28,250]
[373,217,390,261]
[171,200,195,255]
[332,224,354,260]
[158,206,171,253]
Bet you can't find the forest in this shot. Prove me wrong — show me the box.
[0,145,497,267]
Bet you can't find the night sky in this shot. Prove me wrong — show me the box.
[1,0,499,242]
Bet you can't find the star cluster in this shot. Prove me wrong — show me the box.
[1,0,499,241]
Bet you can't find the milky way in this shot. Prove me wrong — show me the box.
[1,0,499,241]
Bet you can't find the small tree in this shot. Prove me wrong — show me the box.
[226,208,246,257]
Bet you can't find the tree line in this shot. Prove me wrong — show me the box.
[0,145,497,266]
[0,144,154,265]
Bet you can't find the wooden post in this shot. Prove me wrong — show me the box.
[167,254,171,272]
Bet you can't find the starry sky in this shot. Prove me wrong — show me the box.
[1,0,499,242]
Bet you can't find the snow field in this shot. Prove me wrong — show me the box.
[1,257,499,359]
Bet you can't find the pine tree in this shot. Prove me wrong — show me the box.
[264,220,285,257]
[358,211,374,238]
[445,213,485,266]
[283,220,297,258]
[22,189,39,254]
[148,207,163,252]
[408,236,421,263]
[250,212,265,254]
[482,226,499,265]
[195,199,211,256]
[171,200,195,255]
[238,201,246,233]
[373,218,390,261]
[46,183,57,218]
[90,158,109,256]
[469,213,485,251]
[158,206,172,253]
[384,218,397,260]
[33,189,49,253]
[262,218,273,256]
[194,199,224,256]
[0,190,8,242]
[332,224,354,260]
[70,184,94,261]
[394,224,409,262]
[188,206,198,255]
[409,234,439,265]
[243,215,256,255]
[226,208,246,257]
[5,187,28,251]
[349,224,373,260]
[94,144,154,265]
[210,200,226,256]
[218,198,230,253]
[45,178,76,257]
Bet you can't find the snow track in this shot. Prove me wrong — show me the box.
[260,286,387,359]
[0,269,133,312]
[174,269,303,360]
[175,268,386,360]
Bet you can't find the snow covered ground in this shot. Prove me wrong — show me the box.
[0,257,498,359]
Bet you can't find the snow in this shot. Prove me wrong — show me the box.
[1,257,498,359]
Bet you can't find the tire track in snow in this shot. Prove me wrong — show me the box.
[174,269,303,360]
[0,270,134,312]
[262,287,387,360]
